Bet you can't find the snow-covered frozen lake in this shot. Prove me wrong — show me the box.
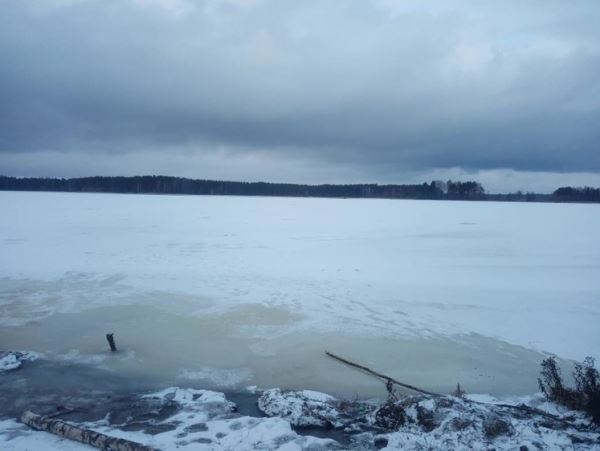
[1,191,599,396]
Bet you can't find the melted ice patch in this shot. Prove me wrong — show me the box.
[178,366,253,387]
[56,349,136,367]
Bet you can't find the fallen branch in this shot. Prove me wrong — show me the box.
[20,411,156,451]
[325,350,441,397]
[325,350,593,432]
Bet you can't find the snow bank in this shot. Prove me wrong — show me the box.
[1,385,599,450]
[376,394,599,450]
[88,387,340,450]
[0,387,340,450]
[258,389,340,427]
[0,351,39,373]
[258,389,600,450]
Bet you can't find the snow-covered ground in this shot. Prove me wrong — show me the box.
[1,381,598,450]
[1,191,599,396]
[0,386,339,451]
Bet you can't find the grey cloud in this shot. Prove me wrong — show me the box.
[1,0,600,179]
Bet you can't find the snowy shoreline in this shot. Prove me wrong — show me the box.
[1,351,599,450]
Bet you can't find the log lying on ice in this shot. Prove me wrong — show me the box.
[20,411,157,451]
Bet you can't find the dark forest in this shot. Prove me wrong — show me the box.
[0,176,598,202]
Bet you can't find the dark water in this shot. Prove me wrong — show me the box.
[0,357,354,445]
[0,358,159,420]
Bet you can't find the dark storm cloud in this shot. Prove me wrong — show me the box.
[1,0,600,179]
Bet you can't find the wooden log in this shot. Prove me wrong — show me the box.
[106,333,117,352]
[20,411,156,451]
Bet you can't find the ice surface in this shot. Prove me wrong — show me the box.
[178,367,253,387]
[1,192,599,395]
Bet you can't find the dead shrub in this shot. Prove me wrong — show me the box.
[538,356,600,424]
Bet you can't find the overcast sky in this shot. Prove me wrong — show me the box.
[1,0,600,192]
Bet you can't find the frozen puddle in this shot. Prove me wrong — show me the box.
[1,192,599,443]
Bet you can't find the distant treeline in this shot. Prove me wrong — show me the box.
[551,186,600,203]
[0,175,598,202]
[0,176,485,200]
